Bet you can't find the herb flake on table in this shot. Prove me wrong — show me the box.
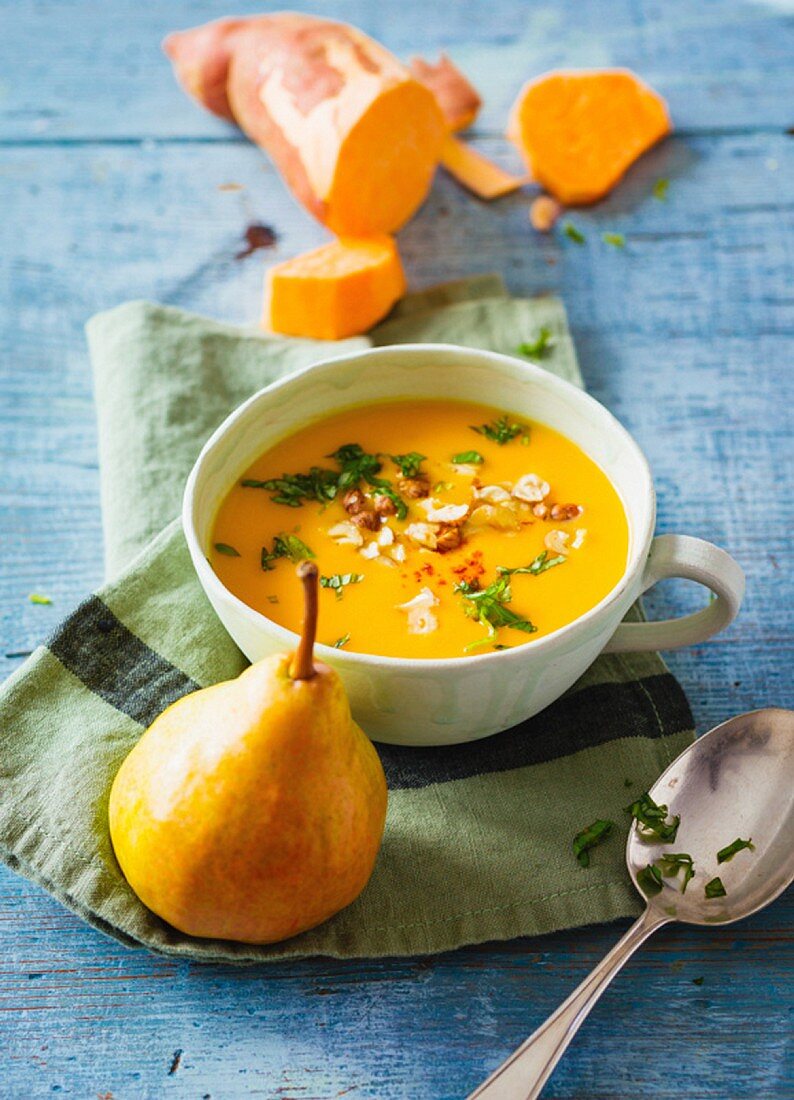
[656,852,695,893]
[517,326,555,359]
[320,573,364,600]
[213,543,241,557]
[456,575,537,651]
[637,862,664,897]
[573,819,614,867]
[625,791,680,843]
[28,592,53,605]
[261,533,315,571]
[716,837,755,863]
[498,551,566,577]
[563,221,585,244]
[471,414,529,446]
[692,976,704,986]
[652,178,670,201]
[705,876,727,899]
[602,232,626,248]
[452,450,484,465]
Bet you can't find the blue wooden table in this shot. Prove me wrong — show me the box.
[1,2,792,1096]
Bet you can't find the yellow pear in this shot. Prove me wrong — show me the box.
[109,562,388,944]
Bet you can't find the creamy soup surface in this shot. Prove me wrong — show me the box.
[211,400,629,658]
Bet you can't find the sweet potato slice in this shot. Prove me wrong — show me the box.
[409,54,481,132]
[439,134,528,200]
[164,14,445,236]
[264,236,406,340]
[508,69,671,205]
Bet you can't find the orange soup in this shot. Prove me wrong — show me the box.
[211,400,629,658]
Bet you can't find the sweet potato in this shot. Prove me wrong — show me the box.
[508,69,671,205]
[264,236,406,340]
[439,134,527,200]
[409,53,481,132]
[164,14,445,236]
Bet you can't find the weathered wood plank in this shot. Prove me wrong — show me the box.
[1,0,793,141]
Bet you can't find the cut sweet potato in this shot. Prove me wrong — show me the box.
[508,69,671,205]
[409,54,481,132]
[164,14,445,236]
[440,134,528,200]
[264,236,406,340]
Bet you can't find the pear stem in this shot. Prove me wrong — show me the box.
[290,561,319,680]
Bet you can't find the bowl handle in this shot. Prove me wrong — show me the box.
[604,534,745,653]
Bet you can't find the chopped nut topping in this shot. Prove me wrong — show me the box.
[550,503,584,521]
[405,522,438,549]
[373,493,398,516]
[435,524,465,553]
[468,502,521,531]
[532,502,549,519]
[390,543,407,563]
[377,525,395,546]
[342,488,369,515]
[420,499,470,524]
[473,484,512,503]
[544,528,570,555]
[397,587,439,634]
[398,475,431,499]
[512,473,551,503]
[572,528,587,549]
[351,510,381,531]
[359,541,380,560]
[328,521,364,548]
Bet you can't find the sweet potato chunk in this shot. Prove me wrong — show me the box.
[508,69,671,205]
[264,236,406,340]
[165,14,445,236]
[440,134,527,200]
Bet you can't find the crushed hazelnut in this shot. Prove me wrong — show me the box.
[544,529,570,555]
[435,524,465,553]
[377,525,395,547]
[550,503,584,521]
[399,476,430,499]
[351,510,380,531]
[359,541,380,560]
[328,521,364,548]
[342,488,369,515]
[532,503,549,519]
[373,493,397,516]
[473,484,512,503]
[512,473,551,503]
[420,499,469,524]
[405,522,438,549]
[572,528,587,549]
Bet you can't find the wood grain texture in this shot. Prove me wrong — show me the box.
[0,0,792,1097]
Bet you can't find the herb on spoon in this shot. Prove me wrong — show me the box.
[656,852,696,893]
[625,791,680,843]
[636,863,664,897]
[705,877,727,898]
[716,837,755,863]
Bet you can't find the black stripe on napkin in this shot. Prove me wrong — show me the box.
[48,595,200,729]
[377,673,692,789]
[47,595,691,788]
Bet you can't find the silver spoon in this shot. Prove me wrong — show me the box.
[468,708,794,1100]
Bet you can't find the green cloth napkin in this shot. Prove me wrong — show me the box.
[0,277,693,963]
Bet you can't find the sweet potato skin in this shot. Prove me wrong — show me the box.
[164,13,444,235]
[508,69,671,205]
[409,54,481,132]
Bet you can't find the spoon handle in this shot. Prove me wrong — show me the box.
[467,907,670,1100]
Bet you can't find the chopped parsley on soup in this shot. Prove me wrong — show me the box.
[210,400,629,658]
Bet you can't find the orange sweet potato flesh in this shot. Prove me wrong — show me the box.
[265,236,406,340]
[409,54,481,132]
[440,134,527,200]
[164,14,445,236]
[508,69,671,205]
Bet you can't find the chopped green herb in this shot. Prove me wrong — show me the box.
[433,480,454,494]
[705,877,727,899]
[625,791,680,843]
[692,977,704,986]
[452,450,485,465]
[657,852,696,894]
[390,452,426,479]
[320,573,364,600]
[637,863,664,897]
[498,551,566,577]
[624,778,634,788]
[471,414,529,447]
[330,444,408,520]
[652,177,670,201]
[456,575,537,651]
[516,326,555,360]
[563,221,585,244]
[717,837,755,864]
[333,633,351,649]
[28,592,53,605]
[213,543,241,557]
[242,467,338,508]
[573,819,614,868]
[261,532,315,571]
[602,232,626,248]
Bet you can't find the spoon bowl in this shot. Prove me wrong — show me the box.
[630,707,794,926]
